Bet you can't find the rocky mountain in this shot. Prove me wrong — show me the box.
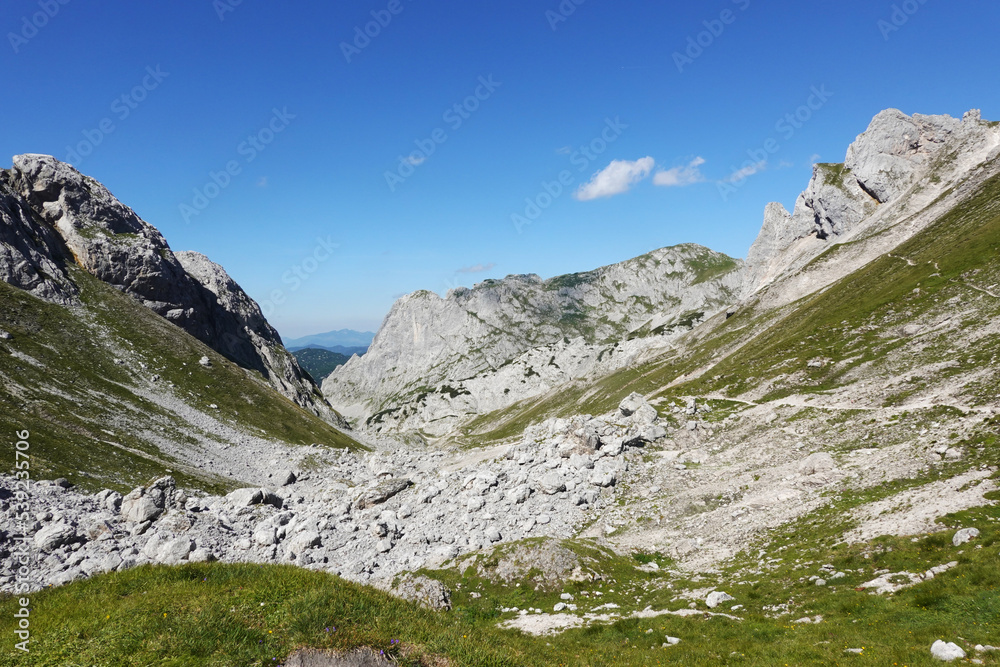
[1,154,338,423]
[742,108,998,298]
[0,155,359,492]
[323,244,742,433]
[323,108,1000,440]
[2,109,999,666]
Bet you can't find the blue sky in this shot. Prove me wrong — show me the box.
[3,1,999,338]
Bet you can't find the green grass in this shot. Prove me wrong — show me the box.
[0,267,362,493]
[457,161,1000,443]
[8,498,996,667]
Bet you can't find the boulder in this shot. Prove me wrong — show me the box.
[797,452,836,476]
[354,478,412,510]
[391,574,452,611]
[706,591,735,609]
[952,527,980,547]
[619,393,658,424]
[286,530,321,556]
[930,640,966,661]
[33,524,77,552]
[158,537,195,565]
[539,473,566,495]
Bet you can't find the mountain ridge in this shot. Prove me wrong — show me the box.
[1,154,341,424]
[323,107,1000,437]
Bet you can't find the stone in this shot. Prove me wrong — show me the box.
[273,470,297,486]
[226,487,264,506]
[95,489,123,513]
[706,591,735,609]
[199,356,212,367]
[952,527,980,546]
[34,524,77,552]
[189,549,215,563]
[619,393,657,425]
[797,452,835,476]
[121,493,162,524]
[467,497,486,512]
[254,526,278,546]
[930,640,966,661]
[286,531,321,555]
[539,473,566,495]
[354,478,412,510]
[158,537,195,565]
[391,574,452,611]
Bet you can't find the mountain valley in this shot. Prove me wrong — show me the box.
[2,108,999,666]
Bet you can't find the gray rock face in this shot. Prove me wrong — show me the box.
[743,108,994,297]
[743,164,878,296]
[325,244,741,432]
[0,170,76,303]
[1,155,338,423]
[845,109,961,204]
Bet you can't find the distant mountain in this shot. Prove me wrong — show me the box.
[284,329,375,350]
[292,348,351,383]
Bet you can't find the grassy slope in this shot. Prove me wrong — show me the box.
[2,496,997,666]
[0,267,362,494]
[460,168,1000,446]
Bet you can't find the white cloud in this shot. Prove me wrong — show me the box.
[405,155,426,166]
[809,153,821,163]
[457,262,496,274]
[575,157,655,201]
[726,161,767,183]
[653,156,706,187]
[256,176,268,188]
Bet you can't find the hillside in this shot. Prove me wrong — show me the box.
[2,108,999,667]
[0,156,362,493]
[323,243,743,434]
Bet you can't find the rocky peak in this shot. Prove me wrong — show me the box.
[743,108,997,297]
[324,244,742,429]
[1,155,340,424]
[0,168,76,303]
[844,108,961,203]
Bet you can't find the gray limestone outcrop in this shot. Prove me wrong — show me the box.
[0,170,76,303]
[742,108,999,297]
[325,244,742,432]
[0,154,338,423]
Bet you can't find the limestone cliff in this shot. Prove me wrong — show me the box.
[742,109,999,297]
[323,244,742,432]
